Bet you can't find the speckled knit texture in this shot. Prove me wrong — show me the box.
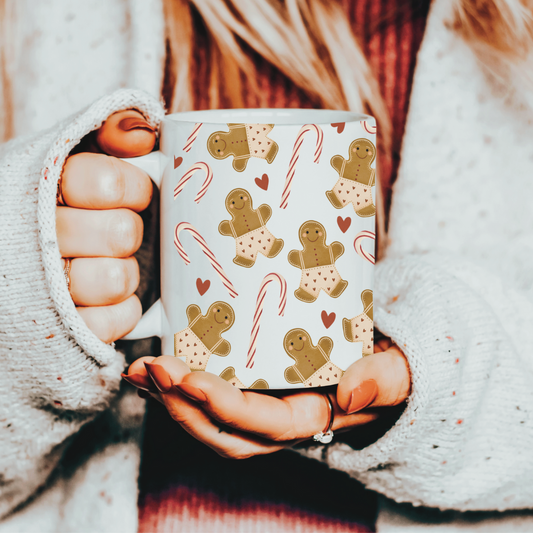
[1,1,165,530]
[1,0,533,530]
[0,88,164,521]
[297,0,533,512]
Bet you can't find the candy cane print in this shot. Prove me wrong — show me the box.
[183,122,203,152]
[354,230,376,265]
[173,162,213,204]
[280,124,324,209]
[174,222,238,298]
[246,273,288,369]
[360,120,377,134]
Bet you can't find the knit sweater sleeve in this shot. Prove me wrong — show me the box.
[0,89,164,518]
[297,251,533,512]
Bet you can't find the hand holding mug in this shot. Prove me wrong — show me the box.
[59,107,411,456]
[124,336,410,459]
[123,109,379,390]
[56,110,156,342]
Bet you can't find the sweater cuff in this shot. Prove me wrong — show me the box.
[297,253,533,510]
[38,89,165,367]
[298,255,433,488]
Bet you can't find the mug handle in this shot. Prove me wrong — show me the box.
[119,151,167,340]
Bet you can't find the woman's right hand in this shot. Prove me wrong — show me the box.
[56,110,157,343]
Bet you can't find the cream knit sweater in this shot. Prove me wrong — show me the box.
[1,0,532,531]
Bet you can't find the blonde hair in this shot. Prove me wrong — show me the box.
[162,0,533,254]
[0,0,14,143]
[164,0,393,247]
[1,0,533,250]
[452,0,533,88]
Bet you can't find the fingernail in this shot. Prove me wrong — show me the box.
[346,379,378,414]
[137,388,151,399]
[118,117,155,132]
[121,372,157,393]
[176,383,207,403]
[144,362,172,393]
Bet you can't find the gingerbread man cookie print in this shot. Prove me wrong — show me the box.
[288,220,348,303]
[283,328,344,387]
[326,138,376,217]
[219,188,284,268]
[343,289,374,356]
[174,301,235,371]
[207,124,279,172]
[219,367,269,390]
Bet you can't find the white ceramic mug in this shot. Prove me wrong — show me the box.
[123,109,376,390]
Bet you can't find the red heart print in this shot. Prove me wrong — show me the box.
[196,278,210,296]
[321,310,336,329]
[174,156,183,169]
[337,216,352,233]
[255,173,269,190]
[331,122,345,134]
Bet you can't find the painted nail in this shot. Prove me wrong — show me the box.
[346,379,378,414]
[118,117,155,132]
[121,372,156,393]
[144,362,173,393]
[137,388,151,399]
[177,383,207,403]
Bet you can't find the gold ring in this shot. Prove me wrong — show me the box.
[63,258,72,291]
[313,393,335,444]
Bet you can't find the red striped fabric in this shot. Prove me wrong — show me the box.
[188,0,428,214]
[138,401,379,533]
[141,487,374,533]
[139,1,430,531]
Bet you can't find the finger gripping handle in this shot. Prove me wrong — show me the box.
[122,299,163,340]
[120,151,167,341]
[121,150,167,189]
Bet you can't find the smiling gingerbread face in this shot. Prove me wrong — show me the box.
[225,188,251,212]
[350,138,376,164]
[209,302,235,333]
[207,133,232,159]
[284,328,308,355]
[299,220,326,247]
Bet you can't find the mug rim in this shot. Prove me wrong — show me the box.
[165,108,374,126]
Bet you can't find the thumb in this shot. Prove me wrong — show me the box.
[96,109,157,158]
[337,345,411,414]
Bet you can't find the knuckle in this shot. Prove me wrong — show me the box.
[85,308,115,344]
[101,307,121,343]
[126,294,142,324]
[80,296,141,343]
[99,157,127,206]
[108,210,143,256]
[104,261,130,301]
[108,296,141,341]
[98,325,115,344]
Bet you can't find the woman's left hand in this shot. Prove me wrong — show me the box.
[123,338,410,458]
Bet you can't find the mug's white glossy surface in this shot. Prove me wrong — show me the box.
[125,109,376,390]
